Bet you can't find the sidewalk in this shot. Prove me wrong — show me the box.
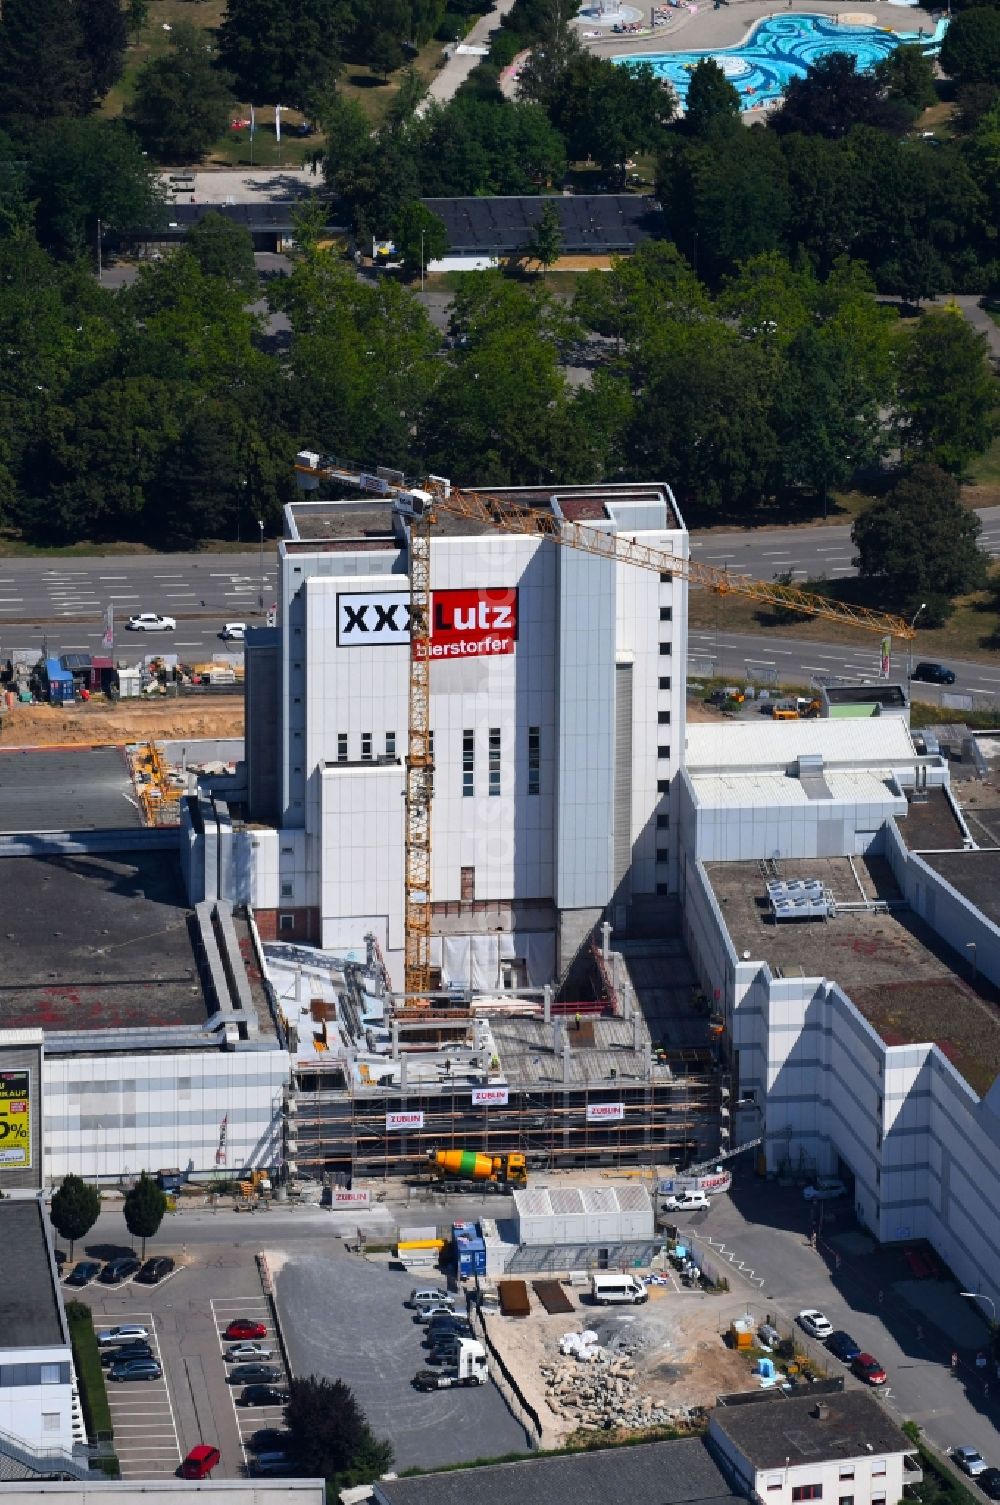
[417,0,520,115]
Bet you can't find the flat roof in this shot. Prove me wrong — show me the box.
[0,1202,64,1348]
[0,748,140,833]
[422,194,664,254]
[685,719,915,772]
[375,1435,738,1505]
[712,1388,911,1469]
[0,853,210,1033]
[491,1014,654,1087]
[691,769,898,810]
[707,856,1000,1095]
[898,788,965,849]
[923,849,1000,926]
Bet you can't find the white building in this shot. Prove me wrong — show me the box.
[709,1389,919,1505]
[227,482,689,988]
[679,716,1000,1313]
[0,1202,76,1469]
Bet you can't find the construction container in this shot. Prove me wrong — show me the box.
[729,1318,754,1350]
[44,659,74,704]
[513,1184,654,1246]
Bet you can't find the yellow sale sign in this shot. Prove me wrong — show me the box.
[0,1071,31,1168]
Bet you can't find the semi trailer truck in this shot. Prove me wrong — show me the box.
[413,1338,489,1391]
[426,1149,528,1190]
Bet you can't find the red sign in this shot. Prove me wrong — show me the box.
[415,588,518,661]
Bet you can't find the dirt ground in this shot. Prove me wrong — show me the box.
[485,1283,758,1447]
[0,696,244,748]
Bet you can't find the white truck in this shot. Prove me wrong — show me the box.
[413,1338,489,1391]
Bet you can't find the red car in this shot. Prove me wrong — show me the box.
[181,1445,221,1479]
[224,1319,267,1341]
[852,1353,887,1386]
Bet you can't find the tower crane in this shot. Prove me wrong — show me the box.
[295,453,914,1001]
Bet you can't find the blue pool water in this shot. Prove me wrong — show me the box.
[615,13,948,110]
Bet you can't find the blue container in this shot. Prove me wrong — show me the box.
[45,659,74,704]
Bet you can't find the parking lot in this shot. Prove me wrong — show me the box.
[98,1309,182,1479]
[273,1246,529,1471]
[210,1294,289,1472]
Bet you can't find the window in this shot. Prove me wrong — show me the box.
[280,881,293,898]
[489,727,501,797]
[871,1463,886,1478]
[385,731,396,758]
[528,726,540,796]
[656,882,669,896]
[282,846,293,856]
[659,676,671,690]
[838,1470,855,1482]
[658,710,671,724]
[766,1478,783,1493]
[42,1413,60,1433]
[361,732,372,761]
[659,642,672,656]
[656,847,669,862]
[839,1497,854,1505]
[657,779,670,794]
[337,734,348,762]
[39,1365,61,1385]
[460,866,475,900]
[656,813,670,829]
[658,745,671,759]
[462,730,474,797]
[429,731,435,759]
[279,914,295,932]
[792,1487,822,1502]
[659,606,673,622]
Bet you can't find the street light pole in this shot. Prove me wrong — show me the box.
[907,602,926,683]
[420,228,425,294]
[960,1291,997,1324]
[967,942,977,984]
[258,519,264,614]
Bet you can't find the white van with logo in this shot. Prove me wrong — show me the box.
[590,1273,648,1305]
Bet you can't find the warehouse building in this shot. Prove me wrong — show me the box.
[679,716,1000,1314]
[196,479,689,991]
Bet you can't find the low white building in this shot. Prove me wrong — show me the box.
[709,1388,919,1505]
[0,1202,76,1468]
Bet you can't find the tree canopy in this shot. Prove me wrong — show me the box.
[123,1172,168,1259]
[940,8,1000,86]
[131,23,236,163]
[51,1174,101,1259]
[285,1377,393,1486]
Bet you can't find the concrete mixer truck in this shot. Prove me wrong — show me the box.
[427,1149,528,1191]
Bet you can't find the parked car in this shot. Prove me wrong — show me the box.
[101,1342,154,1368]
[100,1257,141,1285]
[825,1331,862,1364]
[911,661,956,685]
[136,1257,175,1285]
[181,1445,221,1479]
[221,622,246,641]
[416,1303,456,1324]
[225,1318,268,1341]
[797,1310,834,1340]
[249,1456,296,1476]
[407,1287,450,1310]
[852,1353,887,1386]
[66,1260,102,1287]
[237,1385,287,1408]
[977,1467,1000,1497]
[661,1189,710,1212]
[228,1363,281,1386]
[952,1447,988,1478]
[225,1343,274,1363]
[126,612,176,632]
[802,1178,847,1201]
[97,1324,150,1346]
[248,1429,293,1455]
[109,1358,162,1383]
[424,1319,472,1344]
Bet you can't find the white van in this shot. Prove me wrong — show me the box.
[590,1272,648,1305]
[661,1189,710,1212]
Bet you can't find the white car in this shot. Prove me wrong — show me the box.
[221,622,246,641]
[797,1309,834,1340]
[803,1178,847,1202]
[661,1189,710,1212]
[126,613,176,632]
[97,1324,150,1346]
[225,1342,274,1362]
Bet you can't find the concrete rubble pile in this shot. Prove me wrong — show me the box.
[540,1330,700,1433]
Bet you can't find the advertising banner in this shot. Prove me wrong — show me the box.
[337,588,518,660]
[586,1101,624,1123]
[331,1188,370,1208]
[0,1070,31,1168]
[472,1086,509,1107]
[386,1111,425,1131]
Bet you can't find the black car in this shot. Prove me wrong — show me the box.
[65,1260,102,1287]
[424,1315,472,1338]
[911,661,956,685]
[825,1330,862,1364]
[248,1429,293,1455]
[228,1363,281,1386]
[979,1469,1000,1499]
[101,1257,141,1284]
[101,1342,153,1368]
[237,1385,288,1408]
[136,1256,175,1285]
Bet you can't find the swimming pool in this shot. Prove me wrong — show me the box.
[615,13,948,110]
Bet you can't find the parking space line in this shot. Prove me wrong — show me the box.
[100,1311,182,1479]
[210,1296,289,1476]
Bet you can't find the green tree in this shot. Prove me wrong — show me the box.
[897,308,999,471]
[781,135,860,276]
[78,0,129,105]
[769,51,909,137]
[851,463,989,616]
[285,1377,393,1486]
[393,200,448,278]
[515,0,583,107]
[219,0,350,108]
[369,31,406,80]
[127,0,150,41]
[131,24,236,163]
[185,213,258,294]
[123,1172,167,1259]
[574,239,710,347]
[417,96,566,196]
[547,54,674,175]
[0,0,87,124]
[28,118,164,260]
[940,8,1000,87]
[525,200,563,274]
[684,58,741,137]
[51,1174,102,1260]
[874,43,938,111]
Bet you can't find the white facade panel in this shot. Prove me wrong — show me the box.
[0,1343,73,1456]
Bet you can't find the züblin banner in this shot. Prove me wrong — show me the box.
[337,588,518,658]
[0,1070,31,1168]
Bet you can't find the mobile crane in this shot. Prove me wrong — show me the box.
[295,453,914,1001]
